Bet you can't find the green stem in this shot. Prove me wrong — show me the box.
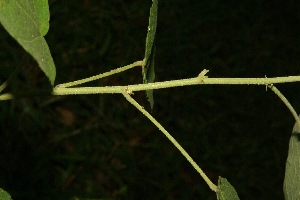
[52,77,199,95]
[51,73,300,95]
[3,70,300,99]
[0,93,13,100]
[0,81,8,93]
[122,90,218,192]
[55,60,144,88]
[267,84,300,126]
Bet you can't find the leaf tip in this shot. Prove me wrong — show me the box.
[217,177,240,200]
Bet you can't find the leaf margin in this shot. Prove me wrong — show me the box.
[0,0,56,85]
[142,0,158,109]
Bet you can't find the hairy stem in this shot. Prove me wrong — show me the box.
[51,73,300,96]
[122,90,218,192]
[267,84,300,126]
[0,93,13,100]
[55,60,144,88]
[0,81,8,93]
[3,70,300,99]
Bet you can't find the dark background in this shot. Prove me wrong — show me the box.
[1,0,300,199]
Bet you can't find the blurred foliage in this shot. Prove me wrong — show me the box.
[1,0,300,199]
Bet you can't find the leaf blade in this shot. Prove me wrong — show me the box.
[0,0,9,7]
[145,45,156,109]
[144,0,157,64]
[0,0,56,85]
[35,0,50,36]
[217,177,240,200]
[0,188,12,200]
[143,0,158,109]
[283,120,300,200]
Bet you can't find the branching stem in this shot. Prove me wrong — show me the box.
[51,71,300,95]
[2,69,300,100]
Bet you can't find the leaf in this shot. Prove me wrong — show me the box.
[35,0,50,36]
[143,0,158,109]
[144,0,157,65]
[145,45,155,109]
[283,119,300,200]
[0,0,56,85]
[0,0,9,7]
[0,188,12,200]
[217,177,240,200]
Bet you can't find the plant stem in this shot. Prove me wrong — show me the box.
[268,84,300,126]
[51,73,300,96]
[122,90,218,192]
[0,81,8,93]
[55,60,144,88]
[0,93,13,100]
[3,71,300,99]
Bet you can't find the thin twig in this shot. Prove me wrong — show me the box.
[55,60,144,88]
[122,90,218,192]
[0,93,13,100]
[267,84,300,126]
[0,81,9,93]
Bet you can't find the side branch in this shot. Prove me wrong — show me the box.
[0,93,13,100]
[122,91,217,192]
[268,84,300,126]
[55,60,144,88]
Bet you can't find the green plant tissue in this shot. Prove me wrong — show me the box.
[283,119,300,200]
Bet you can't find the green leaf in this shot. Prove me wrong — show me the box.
[0,0,56,85]
[35,0,50,36]
[144,0,157,65]
[217,177,240,200]
[143,0,158,109]
[0,0,9,7]
[283,120,300,200]
[0,188,12,200]
[145,45,156,109]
